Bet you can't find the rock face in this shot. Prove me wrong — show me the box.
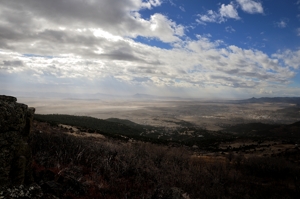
[0,95,35,187]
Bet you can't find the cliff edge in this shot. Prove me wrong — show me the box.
[0,95,35,186]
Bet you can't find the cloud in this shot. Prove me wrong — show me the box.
[0,0,298,98]
[197,10,220,24]
[297,28,300,36]
[274,18,289,28]
[0,0,182,44]
[236,0,264,14]
[1,60,24,67]
[197,0,264,25]
[1,31,293,91]
[179,6,185,12]
[141,0,162,9]
[142,13,185,42]
[197,3,239,24]
[219,4,240,19]
[168,0,176,6]
[225,26,236,33]
[273,50,300,69]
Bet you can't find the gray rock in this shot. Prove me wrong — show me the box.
[0,95,35,187]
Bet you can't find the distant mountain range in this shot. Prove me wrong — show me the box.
[1,89,300,103]
[132,93,183,100]
[0,90,184,100]
[240,97,300,104]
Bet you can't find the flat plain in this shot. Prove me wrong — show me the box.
[20,97,300,131]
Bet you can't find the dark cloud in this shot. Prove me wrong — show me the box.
[207,55,221,61]
[2,0,135,29]
[100,51,144,62]
[0,0,297,96]
[2,60,24,66]
[132,77,152,82]
[210,75,257,88]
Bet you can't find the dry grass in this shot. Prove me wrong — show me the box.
[28,121,300,199]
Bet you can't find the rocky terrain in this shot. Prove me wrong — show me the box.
[0,95,43,198]
[0,95,35,186]
[1,95,300,198]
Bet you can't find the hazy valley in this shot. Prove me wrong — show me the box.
[2,95,300,198]
[20,96,300,131]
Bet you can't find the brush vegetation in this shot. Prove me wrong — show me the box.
[29,114,300,198]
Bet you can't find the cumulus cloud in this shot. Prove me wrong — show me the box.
[236,0,264,14]
[273,50,300,69]
[0,0,182,44]
[197,3,239,24]
[0,0,298,97]
[219,4,240,19]
[197,0,264,25]
[140,13,185,42]
[197,10,220,24]
[142,0,162,9]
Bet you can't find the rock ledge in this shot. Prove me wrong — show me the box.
[0,95,35,186]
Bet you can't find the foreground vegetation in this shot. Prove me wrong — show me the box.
[30,120,300,198]
[34,114,235,148]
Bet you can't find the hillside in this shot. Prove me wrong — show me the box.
[28,120,300,198]
[34,114,235,148]
[34,114,142,137]
[1,95,300,198]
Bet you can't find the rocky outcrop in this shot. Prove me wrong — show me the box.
[0,95,35,187]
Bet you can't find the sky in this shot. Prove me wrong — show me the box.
[0,0,300,99]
